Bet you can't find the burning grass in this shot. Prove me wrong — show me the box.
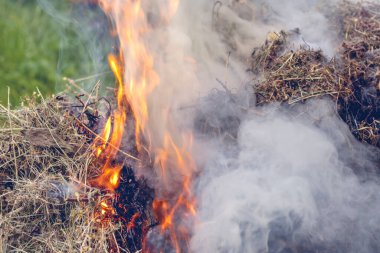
[252,1,380,148]
[0,86,158,252]
[1,1,379,252]
[0,90,117,252]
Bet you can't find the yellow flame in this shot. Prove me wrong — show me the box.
[95,116,112,157]
[94,164,122,190]
[100,200,115,216]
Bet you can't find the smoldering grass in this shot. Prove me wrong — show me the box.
[251,1,379,148]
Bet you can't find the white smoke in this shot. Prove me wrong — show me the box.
[191,99,380,253]
[148,0,343,134]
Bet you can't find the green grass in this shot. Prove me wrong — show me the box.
[0,0,97,106]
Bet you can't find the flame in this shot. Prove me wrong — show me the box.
[94,116,112,157]
[100,200,115,216]
[92,53,127,193]
[94,163,122,190]
[94,0,197,251]
[127,212,141,231]
[147,133,196,252]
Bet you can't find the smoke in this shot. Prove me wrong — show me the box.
[146,0,343,137]
[37,0,114,91]
[148,1,380,252]
[191,98,380,253]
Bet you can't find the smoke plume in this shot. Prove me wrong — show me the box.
[191,99,380,253]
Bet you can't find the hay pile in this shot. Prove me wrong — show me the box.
[0,91,116,252]
[252,31,349,105]
[339,1,380,148]
[252,1,379,148]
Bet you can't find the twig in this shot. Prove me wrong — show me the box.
[72,116,140,162]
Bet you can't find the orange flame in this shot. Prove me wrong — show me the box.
[94,163,122,190]
[95,0,196,251]
[100,200,115,215]
[127,212,141,231]
[95,116,112,157]
[92,53,127,192]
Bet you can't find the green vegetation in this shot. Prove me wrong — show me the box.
[0,0,96,105]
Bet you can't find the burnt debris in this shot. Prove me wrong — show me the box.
[113,166,155,252]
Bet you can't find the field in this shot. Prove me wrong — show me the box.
[0,0,95,105]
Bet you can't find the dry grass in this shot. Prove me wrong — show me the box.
[252,32,350,105]
[252,1,379,148]
[0,89,117,252]
[338,1,380,147]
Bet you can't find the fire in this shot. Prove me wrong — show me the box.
[151,134,196,251]
[100,200,115,216]
[127,212,141,231]
[94,163,122,190]
[95,116,111,157]
[92,53,129,217]
[92,53,127,193]
[93,0,196,251]
[102,0,159,149]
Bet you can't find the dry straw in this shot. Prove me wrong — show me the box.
[252,1,379,147]
[0,87,118,252]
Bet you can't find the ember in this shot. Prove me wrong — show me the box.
[113,166,154,252]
